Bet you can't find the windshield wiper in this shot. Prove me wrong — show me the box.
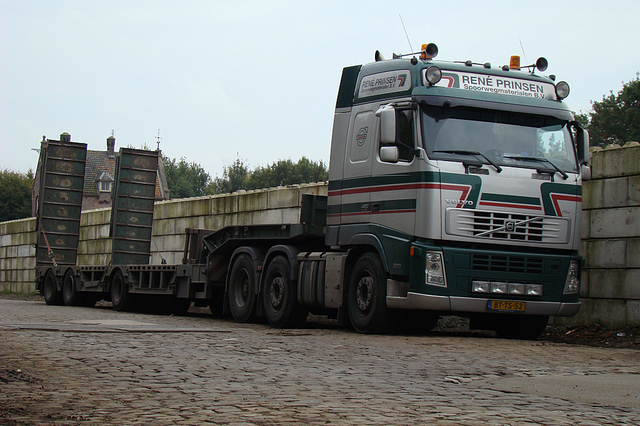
[434,150,502,173]
[503,155,568,180]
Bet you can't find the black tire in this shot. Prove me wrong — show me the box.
[347,252,401,334]
[62,269,84,306]
[110,269,135,311]
[262,255,308,328]
[43,269,63,306]
[494,315,549,340]
[228,254,258,323]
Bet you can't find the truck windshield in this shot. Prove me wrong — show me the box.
[421,104,579,173]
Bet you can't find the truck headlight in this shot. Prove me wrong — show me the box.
[526,284,543,296]
[564,260,580,294]
[491,282,508,294]
[426,251,446,287]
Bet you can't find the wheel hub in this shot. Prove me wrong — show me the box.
[356,276,373,311]
[269,277,285,308]
[241,276,249,299]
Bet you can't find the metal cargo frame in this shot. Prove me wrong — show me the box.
[110,148,159,265]
[35,136,87,267]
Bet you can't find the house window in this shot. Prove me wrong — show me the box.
[99,181,112,192]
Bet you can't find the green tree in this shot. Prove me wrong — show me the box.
[0,169,35,222]
[208,157,328,195]
[162,156,211,199]
[247,157,328,190]
[572,111,589,130]
[584,73,640,147]
[208,158,250,194]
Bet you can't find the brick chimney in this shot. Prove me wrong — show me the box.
[106,135,115,158]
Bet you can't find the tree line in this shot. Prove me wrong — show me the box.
[2,74,638,222]
[163,156,328,199]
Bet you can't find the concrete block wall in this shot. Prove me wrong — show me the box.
[77,208,112,266]
[0,218,37,294]
[0,183,328,293]
[150,183,327,264]
[570,142,640,327]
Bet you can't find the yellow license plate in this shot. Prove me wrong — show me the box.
[487,300,526,312]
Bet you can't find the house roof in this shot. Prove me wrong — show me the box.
[83,150,116,195]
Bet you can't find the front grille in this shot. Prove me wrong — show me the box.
[447,209,570,244]
[472,211,543,241]
[472,254,544,274]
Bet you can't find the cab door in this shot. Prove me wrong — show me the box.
[339,107,376,227]
[370,105,419,236]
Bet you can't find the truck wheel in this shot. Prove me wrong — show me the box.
[228,254,257,323]
[110,269,134,311]
[263,255,308,328]
[62,269,84,306]
[494,315,549,340]
[347,252,400,334]
[43,269,63,306]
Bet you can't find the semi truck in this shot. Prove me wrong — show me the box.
[36,43,590,339]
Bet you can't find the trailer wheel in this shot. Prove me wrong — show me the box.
[63,269,84,307]
[263,255,308,328]
[228,254,257,323]
[494,315,549,340]
[347,252,400,334]
[43,269,63,306]
[110,269,134,311]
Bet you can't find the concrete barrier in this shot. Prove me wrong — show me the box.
[1,183,327,294]
[0,218,37,294]
[563,142,640,327]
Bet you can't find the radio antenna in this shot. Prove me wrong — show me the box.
[399,15,413,53]
[518,36,529,64]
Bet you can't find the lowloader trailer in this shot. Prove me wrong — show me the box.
[37,44,590,339]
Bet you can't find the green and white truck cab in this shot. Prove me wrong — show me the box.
[327,44,589,338]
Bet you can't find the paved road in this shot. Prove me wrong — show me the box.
[1,298,639,425]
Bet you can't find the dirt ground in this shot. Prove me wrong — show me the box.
[2,292,639,350]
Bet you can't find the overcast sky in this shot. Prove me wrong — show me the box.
[2,0,639,176]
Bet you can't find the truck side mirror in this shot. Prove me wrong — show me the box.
[576,127,590,165]
[380,146,399,163]
[377,105,396,144]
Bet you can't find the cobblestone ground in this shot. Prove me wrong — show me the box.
[1,298,639,425]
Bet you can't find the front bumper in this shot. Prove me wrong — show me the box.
[387,291,581,317]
